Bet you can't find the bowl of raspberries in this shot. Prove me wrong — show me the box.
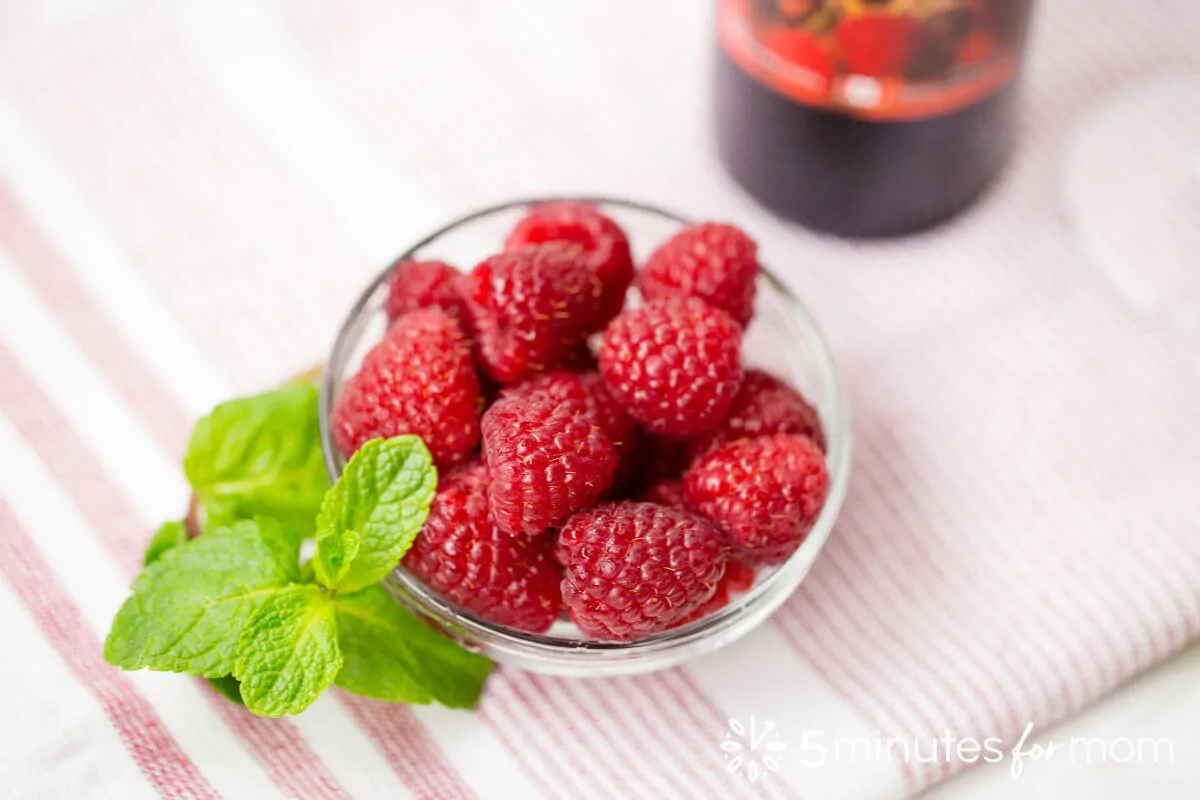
[320,197,848,676]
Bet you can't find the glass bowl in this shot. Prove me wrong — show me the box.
[319,197,850,677]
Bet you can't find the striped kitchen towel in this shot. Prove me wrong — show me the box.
[1,1,1197,798]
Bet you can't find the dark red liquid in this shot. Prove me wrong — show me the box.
[714,49,1022,238]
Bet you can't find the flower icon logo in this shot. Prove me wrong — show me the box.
[721,716,787,782]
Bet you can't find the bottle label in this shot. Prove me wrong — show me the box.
[718,0,1032,121]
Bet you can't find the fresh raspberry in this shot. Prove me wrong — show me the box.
[687,369,825,462]
[634,479,688,509]
[502,371,637,467]
[383,259,469,329]
[685,434,829,565]
[460,243,601,384]
[332,308,480,468]
[835,14,921,78]
[557,502,727,640]
[639,223,759,327]
[482,388,618,536]
[672,560,756,626]
[575,370,637,454]
[402,462,562,633]
[505,201,634,326]
[600,297,743,439]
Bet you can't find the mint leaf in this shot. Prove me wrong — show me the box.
[235,584,341,717]
[104,518,299,677]
[314,437,436,593]
[252,517,304,584]
[207,676,244,706]
[314,530,359,588]
[144,521,189,566]
[334,585,492,709]
[184,383,329,535]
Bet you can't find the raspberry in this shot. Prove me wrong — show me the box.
[505,202,635,326]
[461,243,601,384]
[481,388,618,536]
[402,462,562,633]
[639,223,758,327]
[673,560,756,626]
[634,479,687,509]
[557,502,727,640]
[503,371,637,466]
[383,259,469,329]
[685,434,829,565]
[687,369,825,463]
[600,297,743,438]
[573,371,633,442]
[332,308,480,468]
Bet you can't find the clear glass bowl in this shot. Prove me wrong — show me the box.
[319,197,850,677]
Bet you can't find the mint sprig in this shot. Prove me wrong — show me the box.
[184,382,329,536]
[335,585,491,709]
[105,384,493,717]
[315,437,436,593]
[106,516,301,678]
[235,584,342,716]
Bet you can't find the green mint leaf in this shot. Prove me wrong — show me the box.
[313,529,359,588]
[314,437,436,593]
[184,383,330,535]
[144,521,189,566]
[252,517,304,584]
[104,518,299,677]
[207,675,245,706]
[235,584,341,717]
[334,585,493,709]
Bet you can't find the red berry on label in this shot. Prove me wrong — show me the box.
[685,433,829,565]
[557,502,727,640]
[760,28,836,96]
[461,243,602,384]
[482,388,618,536]
[836,14,921,78]
[332,308,481,469]
[600,297,743,438]
[505,202,635,327]
[639,223,759,327]
[403,462,562,633]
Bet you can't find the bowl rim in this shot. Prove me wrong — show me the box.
[319,195,851,663]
